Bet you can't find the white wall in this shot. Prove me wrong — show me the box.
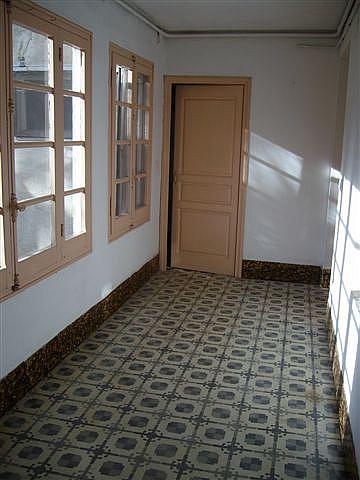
[0,5,341,380]
[166,37,339,265]
[329,12,360,465]
[0,0,166,379]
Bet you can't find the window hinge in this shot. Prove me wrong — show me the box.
[10,193,26,222]
[59,46,62,62]
[60,223,64,237]
[12,273,20,292]
[8,98,14,114]
[5,0,11,14]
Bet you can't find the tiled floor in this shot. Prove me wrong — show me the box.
[0,269,352,479]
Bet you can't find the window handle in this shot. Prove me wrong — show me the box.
[10,193,26,222]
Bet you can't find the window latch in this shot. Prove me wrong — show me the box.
[10,193,26,222]
[12,273,20,292]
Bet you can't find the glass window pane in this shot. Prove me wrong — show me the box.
[14,88,54,142]
[12,23,53,87]
[116,106,131,141]
[136,109,149,140]
[136,144,148,174]
[0,215,5,271]
[15,147,54,201]
[116,144,130,179]
[64,192,85,240]
[0,147,4,270]
[116,66,132,103]
[17,200,55,261]
[115,183,129,216]
[0,152,3,208]
[64,146,85,191]
[63,43,85,93]
[137,73,150,106]
[64,96,85,141]
[135,177,146,209]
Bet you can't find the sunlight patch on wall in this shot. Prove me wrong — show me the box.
[101,283,113,299]
[330,179,360,408]
[249,132,303,194]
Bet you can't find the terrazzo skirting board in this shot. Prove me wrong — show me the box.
[242,259,328,286]
[0,258,329,418]
[327,310,359,479]
[320,268,331,289]
[0,255,160,418]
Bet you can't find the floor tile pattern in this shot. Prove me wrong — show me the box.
[0,269,352,479]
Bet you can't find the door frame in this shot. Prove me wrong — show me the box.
[159,75,251,277]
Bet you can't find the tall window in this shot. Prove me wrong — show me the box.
[0,1,13,298]
[109,43,153,240]
[0,0,92,298]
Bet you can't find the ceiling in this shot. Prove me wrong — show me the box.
[122,0,352,35]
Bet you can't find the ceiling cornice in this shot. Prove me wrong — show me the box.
[114,0,358,41]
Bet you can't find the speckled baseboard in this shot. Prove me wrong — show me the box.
[0,255,159,418]
[326,310,359,479]
[320,267,331,288]
[242,259,321,284]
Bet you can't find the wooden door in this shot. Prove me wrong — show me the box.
[171,84,244,275]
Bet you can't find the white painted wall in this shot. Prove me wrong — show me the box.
[0,0,166,378]
[329,12,360,465]
[0,4,341,380]
[166,37,339,265]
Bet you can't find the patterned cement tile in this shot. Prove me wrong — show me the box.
[0,269,354,479]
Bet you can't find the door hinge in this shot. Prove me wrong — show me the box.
[60,223,64,237]
[59,46,62,62]
[12,273,20,292]
[339,177,344,192]
[10,193,26,222]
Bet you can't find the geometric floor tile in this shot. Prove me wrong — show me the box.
[0,269,355,479]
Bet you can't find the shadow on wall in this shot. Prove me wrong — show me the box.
[245,132,319,263]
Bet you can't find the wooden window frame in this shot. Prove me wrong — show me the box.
[0,0,92,300]
[0,1,14,298]
[108,42,153,241]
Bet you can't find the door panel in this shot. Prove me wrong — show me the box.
[171,84,244,275]
[179,209,231,256]
[182,98,235,176]
[180,182,232,206]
